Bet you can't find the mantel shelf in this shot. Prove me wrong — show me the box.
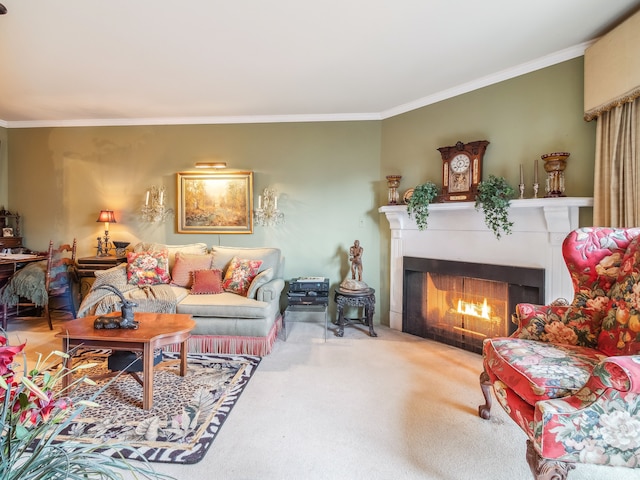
[379,196,593,214]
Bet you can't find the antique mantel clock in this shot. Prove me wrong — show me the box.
[437,140,489,202]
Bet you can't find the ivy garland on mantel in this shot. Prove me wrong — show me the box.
[404,175,515,239]
[406,181,439,231]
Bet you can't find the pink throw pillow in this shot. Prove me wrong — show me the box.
[191,269,224,295]
[127,250,170,286]
[222,257,263,296]
[171,252,213,288]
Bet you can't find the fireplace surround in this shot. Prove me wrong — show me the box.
[379,197,593,336]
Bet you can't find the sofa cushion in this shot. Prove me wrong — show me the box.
[191,269,224,295]
[246,268,274,299]
[133,242,208,271]
[177,292,270,319]
[222,257,262,296]
[483,337,606,405]
[170,252,213,288]
[211,246,280,276]
[126,250,170,286]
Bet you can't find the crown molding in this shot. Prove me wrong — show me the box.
[5,112,382,129]
[2,41,593,129]
[380,41,593,119]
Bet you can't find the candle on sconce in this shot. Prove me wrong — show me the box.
[534,160,538,183]
[258,195,262,209]
[159,191,164,206]
[274,196,278,209]
[520,164,524,184]
[145,191,150,206]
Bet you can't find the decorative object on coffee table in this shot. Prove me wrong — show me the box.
[542,152,569,197]
[92,284,138,329]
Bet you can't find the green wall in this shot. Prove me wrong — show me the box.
[378,57,596,325]
[5,57,596,327]
[7,122,383,317]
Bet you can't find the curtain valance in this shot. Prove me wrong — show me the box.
[584,10,640,121]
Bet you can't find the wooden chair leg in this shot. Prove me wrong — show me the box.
[478,369,492,419]
[526,440,575,480]
[44,304,53,330]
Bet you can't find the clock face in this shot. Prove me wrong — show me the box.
[451,154,470,173]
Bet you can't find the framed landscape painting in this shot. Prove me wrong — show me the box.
[177,171,253,234]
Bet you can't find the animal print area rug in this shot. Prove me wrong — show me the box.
[55,350,261,464]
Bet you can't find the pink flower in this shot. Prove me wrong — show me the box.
[0,337,25,376]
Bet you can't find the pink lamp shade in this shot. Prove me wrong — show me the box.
[96,210,116,231]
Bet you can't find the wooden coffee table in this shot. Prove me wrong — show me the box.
[56,312,195,410]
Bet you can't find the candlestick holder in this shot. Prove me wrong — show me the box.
[518,183,525,199]
[533,183,539,198]
[386,175,402,205]
[141,185,174,223]
[542,152,569,197]
[254,187,284,227]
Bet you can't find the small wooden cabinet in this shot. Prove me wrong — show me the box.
[76,255,127,299]
[0,211,23,250]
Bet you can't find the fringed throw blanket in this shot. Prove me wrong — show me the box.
[0,261,48,306]
[77,264,177,317]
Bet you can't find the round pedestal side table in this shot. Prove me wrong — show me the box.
[333,287,377,337]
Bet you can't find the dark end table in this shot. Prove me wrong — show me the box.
[333,287,376,338]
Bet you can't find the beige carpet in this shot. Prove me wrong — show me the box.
[6,313,638,480]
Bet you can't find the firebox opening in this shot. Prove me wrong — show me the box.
[403,257,545,354]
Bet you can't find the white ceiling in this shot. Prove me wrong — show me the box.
[0,0,638,127]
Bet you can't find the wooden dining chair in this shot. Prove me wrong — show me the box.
[43,239,78,328]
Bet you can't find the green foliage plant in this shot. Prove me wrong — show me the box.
[406,181,439,230]
[0,334,174,480]
[474,174,515,240]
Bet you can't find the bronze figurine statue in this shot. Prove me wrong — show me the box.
[93,284,139,329]
[349,240,363,281]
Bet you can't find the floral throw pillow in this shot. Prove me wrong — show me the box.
[222,257,263,296]
[191,269,224,295]
[127,250,170,286]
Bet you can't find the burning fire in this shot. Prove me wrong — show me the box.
[457,298,491,319]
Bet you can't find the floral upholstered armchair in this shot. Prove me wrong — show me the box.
[479,227,640,480]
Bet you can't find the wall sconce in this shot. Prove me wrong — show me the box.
[141,185,174,223]
[96,210,116,256]
[254,187,284,227]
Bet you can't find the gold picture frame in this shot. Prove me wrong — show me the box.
[176,171,253,234]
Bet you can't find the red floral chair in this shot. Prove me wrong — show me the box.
[479,227,640,479]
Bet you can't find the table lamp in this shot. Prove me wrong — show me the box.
[96,210,116,256]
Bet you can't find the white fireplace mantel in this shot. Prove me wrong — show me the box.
[379,197,593,331]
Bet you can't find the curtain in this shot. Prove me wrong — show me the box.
[593,97,640,227]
